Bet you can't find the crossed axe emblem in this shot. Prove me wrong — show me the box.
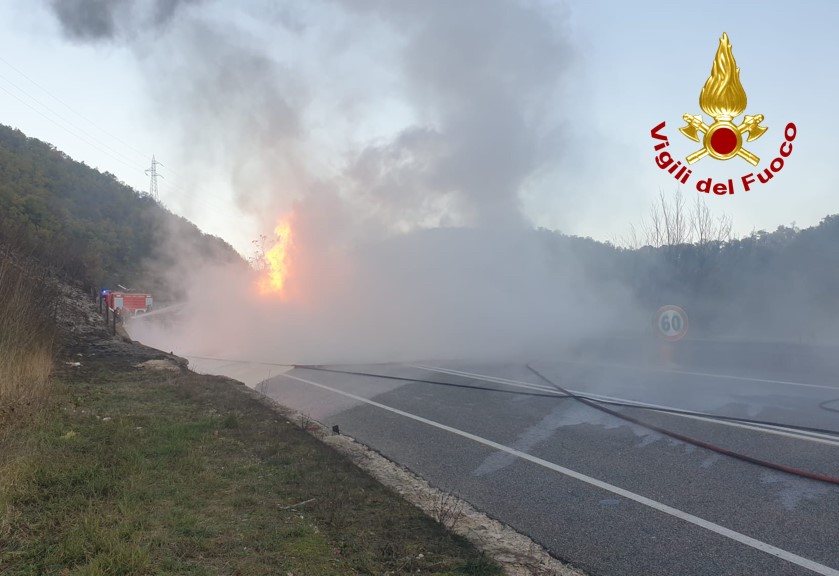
[679,113,767,166]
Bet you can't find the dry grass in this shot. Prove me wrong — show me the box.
[0,252,57,435]
[0,361,502,575]
[433,492,467,531]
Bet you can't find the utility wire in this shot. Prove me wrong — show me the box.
[0,73,224,210]
[0,57,276,220]
[0,71,150,172]
[0,82,148,175]
[0,55,150,160]
[0,60,201,202]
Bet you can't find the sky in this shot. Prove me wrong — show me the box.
[0,0,835,256]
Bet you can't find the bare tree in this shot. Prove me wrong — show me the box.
[622,189,733,248]
[661,189,690,246]
[690,194,733,246]
[248,234,269,270]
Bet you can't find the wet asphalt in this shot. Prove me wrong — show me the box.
[259,359,839,576]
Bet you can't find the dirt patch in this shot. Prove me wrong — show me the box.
[134,359,182,372]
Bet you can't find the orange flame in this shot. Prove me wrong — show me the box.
[257,218,293,297]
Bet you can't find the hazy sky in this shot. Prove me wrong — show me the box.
[0,0,835,254]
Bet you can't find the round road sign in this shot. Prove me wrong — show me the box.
[654,305,688,341]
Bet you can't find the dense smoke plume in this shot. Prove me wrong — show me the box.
[50,0,199,42]
[49,0,570,231]
[47,0,644,363]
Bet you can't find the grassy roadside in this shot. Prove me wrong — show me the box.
[0,253,56,435]
[0,356,502,575]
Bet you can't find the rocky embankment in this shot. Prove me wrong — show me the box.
[55,283,187,370]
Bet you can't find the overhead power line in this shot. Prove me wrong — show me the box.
[0,55,150,161]
[0,56,238,216]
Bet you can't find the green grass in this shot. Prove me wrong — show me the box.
[0,360,501,575]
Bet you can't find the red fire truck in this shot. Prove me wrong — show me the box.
[103,291,153,315]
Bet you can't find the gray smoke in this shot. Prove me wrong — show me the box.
[149,19,306,220]
[46,1,642,364]
[337,0,569,229]
[47,0,571,233]
[50,0,198,42]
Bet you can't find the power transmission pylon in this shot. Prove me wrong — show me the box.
[145,156,164,203]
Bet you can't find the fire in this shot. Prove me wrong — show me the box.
[699,32,747,120]
[257,218,293,297]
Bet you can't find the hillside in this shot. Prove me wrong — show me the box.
[0,126,511,576]
[538,215,839,342]
[0,124,245,299]
[3,121,838,344]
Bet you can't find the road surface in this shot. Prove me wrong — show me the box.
[193,355,839,576]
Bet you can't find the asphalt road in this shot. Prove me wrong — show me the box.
[246,357,839,576]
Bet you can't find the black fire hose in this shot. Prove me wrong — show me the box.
[526,364,839,487]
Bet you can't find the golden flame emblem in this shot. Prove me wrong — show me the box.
[679,33,767,165]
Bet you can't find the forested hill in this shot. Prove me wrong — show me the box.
[540,211,839,342]
[3,123,837,342]
[0,124,244,297]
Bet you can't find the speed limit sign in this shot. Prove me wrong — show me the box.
[655,305,688,341]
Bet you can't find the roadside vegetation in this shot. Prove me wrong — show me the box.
[0,124,244,299]
[4,122,839,340]
[0,125,502,575]
[0,354,501,575]
[0,251,56,438]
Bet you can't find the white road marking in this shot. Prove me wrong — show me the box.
[663,413,839,447]
[280,371,839,576]
[552,358,839,391]
[408,364,561,393]
[415,365,839,448]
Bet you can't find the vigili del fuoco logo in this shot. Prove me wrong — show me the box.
[651,33,796,195]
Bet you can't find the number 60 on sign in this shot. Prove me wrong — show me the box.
[655,305,689,341]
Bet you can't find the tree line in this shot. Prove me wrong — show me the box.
[0,124,244,299]
[542,191,839,343]
[2,122,836,342]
